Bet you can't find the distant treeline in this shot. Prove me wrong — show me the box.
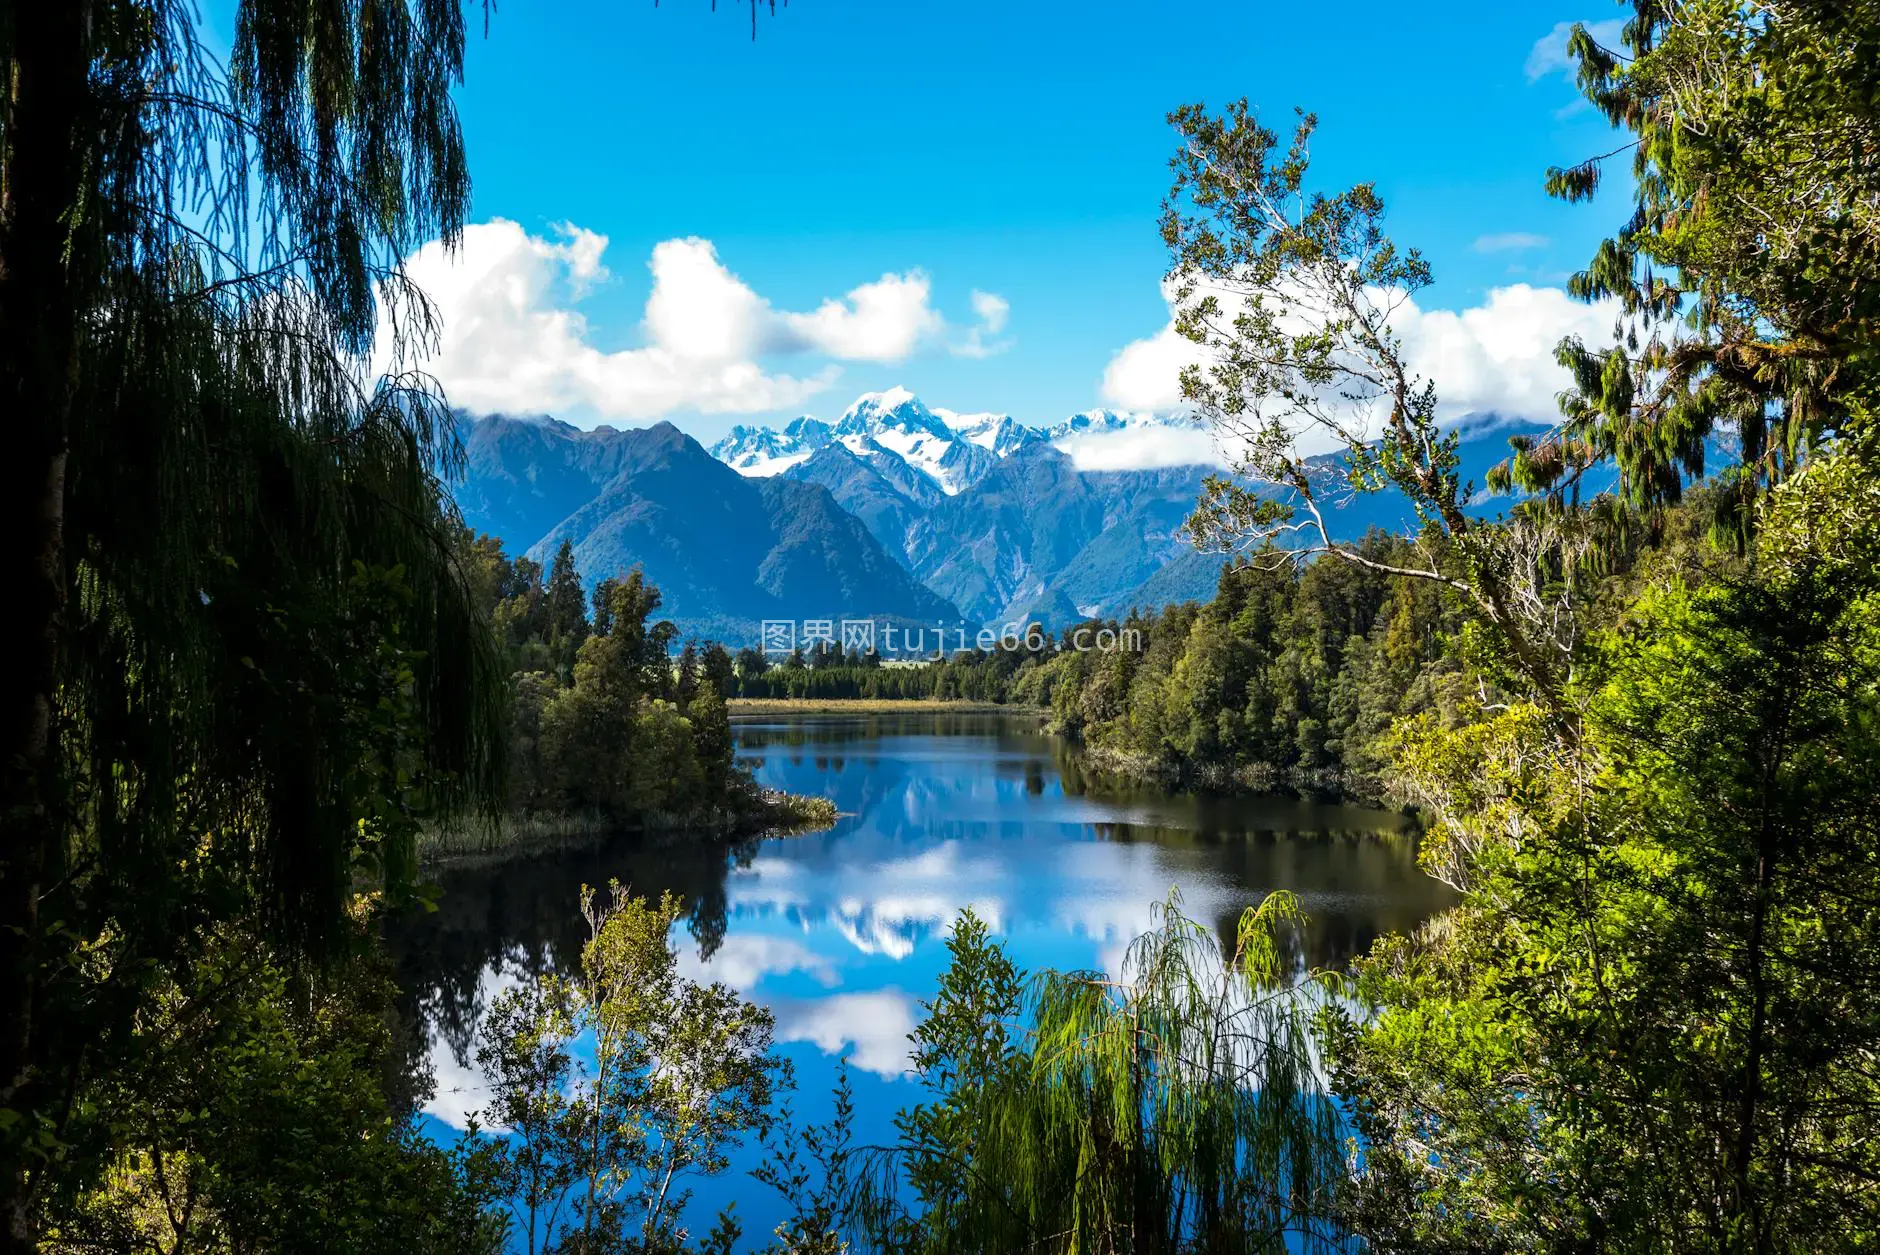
[727,531,1465,797]
[457,522,1719,804]
[452,527,1474,799]
[727,513,1733,801]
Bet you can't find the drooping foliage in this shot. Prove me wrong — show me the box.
[0,0,507,1237]
[844,894,1348,1253]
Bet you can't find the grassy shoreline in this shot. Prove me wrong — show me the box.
[418,789,839,869]
[728,697,1043,715]
[1070,741,1392,807]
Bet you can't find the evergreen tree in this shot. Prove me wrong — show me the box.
[591,575,622,638]
[543,538,590,678]
[675,641,701,707]
[1521,1,1880,540]
[734,646,770,689]
[700,642,737,699]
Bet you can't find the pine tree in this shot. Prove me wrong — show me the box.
[675,641,700,706]
[544,538,590,678]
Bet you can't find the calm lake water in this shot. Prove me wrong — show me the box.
[390,711,1453,1243]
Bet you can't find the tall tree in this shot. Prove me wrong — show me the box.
[544,537,590,676]
[1331,436,1880,1251]
[1521,1,1880,540]
[0,0,500,1242]
[1327,6,1880,1247]
[1162,103,1595,704]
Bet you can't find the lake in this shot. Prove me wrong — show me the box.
[389,710,1453,1243]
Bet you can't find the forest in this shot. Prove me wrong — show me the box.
[727,532,1466,797]
[3,0,1878,1252]
[443,531,833,853]
[732,511,1717,802]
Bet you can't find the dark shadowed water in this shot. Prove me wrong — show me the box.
[388,711,1453,1244]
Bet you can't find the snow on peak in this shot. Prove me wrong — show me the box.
[1048,409,1218,472]
[709,415,830,477]
[846,384,920,417]
[708,393,1205,488]
[835,386,952,441]
[934,407,1044,457]
[1043,408,1171,439]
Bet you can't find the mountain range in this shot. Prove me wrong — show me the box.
[452,388,1560,647]
[455,414,960,643]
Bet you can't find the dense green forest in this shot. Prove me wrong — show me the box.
[734,516,1724,799]
[441,532,831,852]
[1013,532,1472,794]
[4,0,1878,1251]
[732,530,1468,796]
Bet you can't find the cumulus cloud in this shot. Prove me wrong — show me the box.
[389,219,978,423]
[420,962,524,1130]
[779,271,945,362]
[952,288,1014,359]
[675,932,839,991]
[1525,17,1628,81]
[1100,305,1202,415]
[772,989,919,1078]
[1096,278,1623,464]
[1399,284,1618,419]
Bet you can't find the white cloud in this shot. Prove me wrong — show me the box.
[1054,425,1223,472]
[952,288,1014,359]
[420,962,524,1130]
[642,236,774,362]
[676,932,840,991]
[389,220,977,423]
[1525,18,1628,81]
[772,989,919,1078]
[1396,284,1617,421]
[1100,310,1201,414]
[1473,231,1551,253]
[972,289,1010,331]
[423,1047,491,1131]
[779,271,945,362]
[1097,279,1622,455]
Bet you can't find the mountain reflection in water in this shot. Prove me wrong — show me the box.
[387,711,1453,1240]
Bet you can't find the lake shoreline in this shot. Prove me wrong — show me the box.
[417,788,838,869]
[729,697,1044,715]
[1068,741,1396,809]
[394,708,1453,1240]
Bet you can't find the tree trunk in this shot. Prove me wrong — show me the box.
[0,2,90,1248]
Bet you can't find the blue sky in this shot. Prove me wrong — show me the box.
[400,0,1635,441]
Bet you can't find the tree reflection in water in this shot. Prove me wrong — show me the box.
[384,711,1454,1229]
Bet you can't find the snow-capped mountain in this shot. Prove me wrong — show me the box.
[454,392,1570,639]
[933,407,1047,457]
[1042,408,1205,440]
[708,415,833,476]
[708,388,1199,498]
[697,390,1226,622]
[825,387,997,497]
